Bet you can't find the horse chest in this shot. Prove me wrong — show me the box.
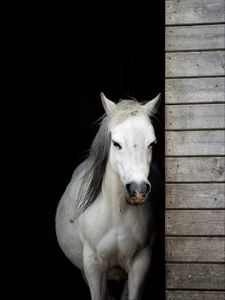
[80,204,150,269]
[98,226,143,262]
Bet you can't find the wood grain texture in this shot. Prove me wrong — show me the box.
[166,0,225,25]
[166,263,225,290]
[166,24,225,51]
[165,0,225,296]
[166,51,225,77]
[165,131,225,156]
[165,237,225,262]
[165,183,225,209]
[166,157,225,182]
[165,77,225,104]
[165,210,225,236]
[165,104,225,130]
[166,290,225,300]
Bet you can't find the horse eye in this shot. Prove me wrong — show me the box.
[112,140,122,150]
[148,140,157,148]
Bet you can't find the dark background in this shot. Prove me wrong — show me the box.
[4,3,164,299]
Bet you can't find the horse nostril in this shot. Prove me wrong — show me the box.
[126,182,137,196]
[126,183,132,194]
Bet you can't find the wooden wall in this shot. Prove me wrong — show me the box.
[165,0,225,299]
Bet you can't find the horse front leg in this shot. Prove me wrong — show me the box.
[83,244,108,300]
[127,247,151,300]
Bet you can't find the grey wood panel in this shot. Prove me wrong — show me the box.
[166,51,225,77]
[166,290,225,300]
[166,0,225,25]
[165,77,225,104]
[165,183,225,209]
[166,24,225,51]
[165,104,225,130]
[166,157,225,182]
[165,0,225,296]
[165,210,225,236]
[166,263,225,290]
[165,237,225,262]
[165,131,225,156]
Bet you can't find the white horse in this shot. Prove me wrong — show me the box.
[55,93,161,300]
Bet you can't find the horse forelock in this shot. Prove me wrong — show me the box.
[109,99,149,128]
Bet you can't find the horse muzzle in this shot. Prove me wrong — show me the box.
[125,181,151,205]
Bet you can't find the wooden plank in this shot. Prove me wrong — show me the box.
[166,290,225,300]
[165,210,225,236]
[165,131,225,156]
[166,263,225,290]
[165,237,225,262]
[165,77,225,104]
[166,51,225,77]
[165,183,225,209]
[166,0,225,25]
[166,24,225,51]
[166,157,225,182]
[165,104,225,130]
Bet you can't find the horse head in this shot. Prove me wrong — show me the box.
[100,93,161,205]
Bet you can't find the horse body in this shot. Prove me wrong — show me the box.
[56,93,161,300]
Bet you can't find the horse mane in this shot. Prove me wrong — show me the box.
[74,99,151,217]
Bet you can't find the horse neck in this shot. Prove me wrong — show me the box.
[101,160,126,211]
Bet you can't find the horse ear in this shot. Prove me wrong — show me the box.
[144,93,162,115]
[100,92,116,114]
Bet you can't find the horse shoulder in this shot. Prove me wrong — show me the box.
[59,160,88,209]
[56,160,88,245]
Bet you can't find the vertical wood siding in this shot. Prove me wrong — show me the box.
[165,1,225,299]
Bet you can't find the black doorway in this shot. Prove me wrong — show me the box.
[5,3,165,299]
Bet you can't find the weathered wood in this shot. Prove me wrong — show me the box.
[165,210,225,236]
[166,24,225,51]
[166,51,225,77]
[166,290,225,300]
[166,0,225,25]
[165,183,225,209]
[165,77,225,104]
[166,157,225,182]
[165,131,225,156]
[165,104,225,130]
[166,263,225,290]
[166,0,225,296]
[165,237,225,262]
